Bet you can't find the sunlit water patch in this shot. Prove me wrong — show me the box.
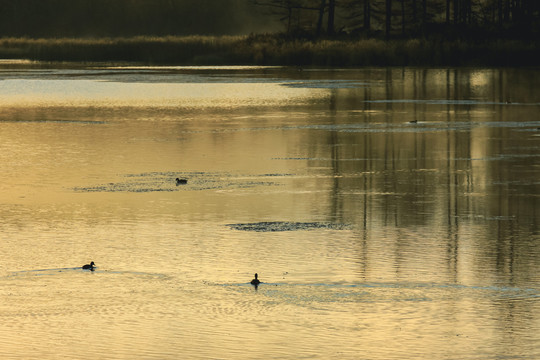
[0,72,330,108]
[1,66,539,360]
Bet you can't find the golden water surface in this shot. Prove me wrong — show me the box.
[0,64,539,359]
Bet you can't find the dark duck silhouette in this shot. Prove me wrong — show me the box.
[250,273,260,286]
[82,261,95,270]
[176,178,188,185]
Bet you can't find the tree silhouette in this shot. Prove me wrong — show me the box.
[0,0,538,39]
[252,0,335,36]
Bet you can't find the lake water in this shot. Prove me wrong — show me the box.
[0,63,539,359]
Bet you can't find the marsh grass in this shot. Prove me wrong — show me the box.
[0,36,243,64]
[0,35,538,66]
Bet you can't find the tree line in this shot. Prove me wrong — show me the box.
[253,0,539,39]
[0,0,538,39]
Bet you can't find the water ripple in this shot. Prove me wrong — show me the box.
[217,281,540,304]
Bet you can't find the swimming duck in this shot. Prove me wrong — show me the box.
[82,261,95,270]
[176,178,188,185]
[250,273,260,285]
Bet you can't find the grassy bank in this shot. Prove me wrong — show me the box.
[0,35,538,66]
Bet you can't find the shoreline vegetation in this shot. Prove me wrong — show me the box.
[0,34,538,67]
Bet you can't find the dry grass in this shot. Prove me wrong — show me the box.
[0,35,538,66]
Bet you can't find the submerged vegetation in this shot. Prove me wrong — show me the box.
[0,35,537,66]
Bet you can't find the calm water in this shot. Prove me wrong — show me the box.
[0,63,539,359]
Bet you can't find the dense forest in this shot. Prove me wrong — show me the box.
[0,0,538,39]
[254,0,540,39]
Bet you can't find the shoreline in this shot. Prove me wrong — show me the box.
[1,35,539,67]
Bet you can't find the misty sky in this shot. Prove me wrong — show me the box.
[0,0,281,37]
